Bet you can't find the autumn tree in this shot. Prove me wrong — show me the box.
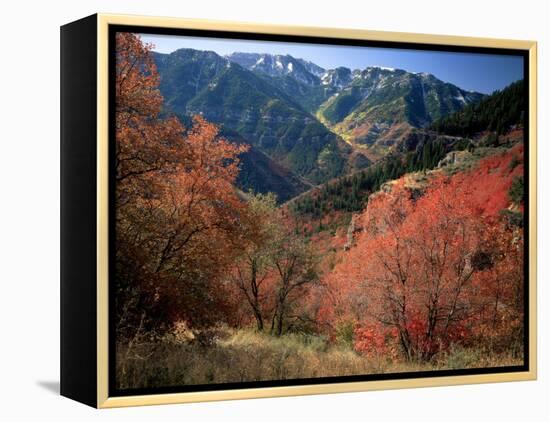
[114,33,248,341]
[228,192,279,331]
[269,230,319,336]
[229,192,320,335]
[469,219,524,355]
[356,178,521,360]
[321,146,524,362]
[359,180,482,360]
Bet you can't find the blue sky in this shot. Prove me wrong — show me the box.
[140,33,524,94]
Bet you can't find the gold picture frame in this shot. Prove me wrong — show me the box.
[60,13,537,408]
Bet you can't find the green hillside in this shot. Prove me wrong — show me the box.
[430,79,524,137]
[154,50,347,185]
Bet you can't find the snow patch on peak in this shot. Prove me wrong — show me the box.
[417,72,433,79]
[367,66,396,72]
[287,62,293,72]
[454,91,466,104]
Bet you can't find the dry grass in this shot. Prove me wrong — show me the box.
[116,327,523,390]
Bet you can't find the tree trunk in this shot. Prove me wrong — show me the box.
[276,309,284,336]
[270,302,285,336]
[253,309,264,331]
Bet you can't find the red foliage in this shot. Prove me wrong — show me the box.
[354,324,399,359]
[319,147,524,361]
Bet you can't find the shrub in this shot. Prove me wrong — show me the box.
[509,175,524,205]
[334,321,355,349]
[442,345,483,370]
[508,154,521,170]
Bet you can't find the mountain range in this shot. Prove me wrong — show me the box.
[152,49,484,201]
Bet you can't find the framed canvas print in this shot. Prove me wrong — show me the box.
[60,13,537,408]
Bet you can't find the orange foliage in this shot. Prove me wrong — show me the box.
[114,33,249,334]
